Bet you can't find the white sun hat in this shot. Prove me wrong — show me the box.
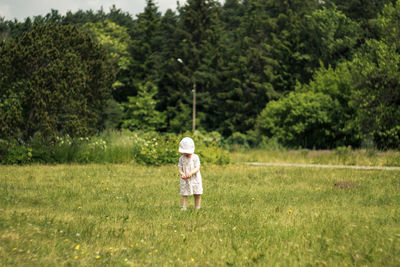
[179,137,195,154]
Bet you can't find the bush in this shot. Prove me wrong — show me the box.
[257,91,344,149]
[0,130,230,165]
[226,132,249,147]
[0,140,32,164]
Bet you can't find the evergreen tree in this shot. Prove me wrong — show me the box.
[0,24,113,141]
[168,0,223,132]
[325,0,397,39]
[121,82,166,131]
[129,0,162,86]
[301,6,361,74]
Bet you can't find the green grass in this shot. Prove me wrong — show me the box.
[231,148,400,167]
[1,163,399,266]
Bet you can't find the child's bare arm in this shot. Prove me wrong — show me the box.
[178,166,186,178]
[188,166,200,177]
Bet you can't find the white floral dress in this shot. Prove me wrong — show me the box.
[178,154,203,196]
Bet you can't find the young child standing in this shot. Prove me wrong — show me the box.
[178,137,203,210]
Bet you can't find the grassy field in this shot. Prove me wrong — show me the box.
[230,148,400,167]
[1,162,399,266]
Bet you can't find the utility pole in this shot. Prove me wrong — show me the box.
[177,58,197,132]
[192,81,196,131]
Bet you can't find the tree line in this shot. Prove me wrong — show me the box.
[0,0,399,149]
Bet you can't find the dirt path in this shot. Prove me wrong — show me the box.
[244,162,400,171]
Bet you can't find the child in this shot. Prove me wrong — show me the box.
[178,137,203,210]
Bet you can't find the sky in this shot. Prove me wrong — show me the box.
[0,0,216,21]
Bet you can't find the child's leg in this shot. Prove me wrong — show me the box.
[181,195,188,210]
[194,194,201,209]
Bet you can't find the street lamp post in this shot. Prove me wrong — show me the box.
[177,58,196,131]
[192,81,196,132]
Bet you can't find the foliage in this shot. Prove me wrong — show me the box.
[121,82,166,131]
[0,131,229,165]
[296,63,361,147]
[127,0,163,100]
[0,24,113,142]
[226,132,250,147]
[349,39,400,149]
[1,1,400,149]
[101,99,123,130]
[302,6,361,70]
[257,91,343,149]
[377,0,400,50]
[81,20,132,89]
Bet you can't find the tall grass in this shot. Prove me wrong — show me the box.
[1,164,399,266]
[1,130,229,165]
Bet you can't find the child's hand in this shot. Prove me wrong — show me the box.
[182,173,192,179]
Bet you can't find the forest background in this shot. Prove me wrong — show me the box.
[1,0,400,164]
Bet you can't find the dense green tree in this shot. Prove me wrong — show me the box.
[155,9,184,119]
[325,0,397,39]
[167,0,223,132]
[214,0,322,135]
[0,17,33,44]
[302,7,361,72]
[220,0,244,31]
[0,17,9,44]
[348,1,400,149]
[257,91,343,148]
[296,63,361,146]
[106,5,135,31]
[215,0,277,135]
[82,20,131,88]
[326,0,396,22]
[377,0,400,50]
[0,24,113,142]
[1,1,399,149]
[349,40,400,149]
[129,0,162,84]
[62,9,106,25]
[121,82,166,131]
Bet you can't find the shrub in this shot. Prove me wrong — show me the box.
[0,130,230,165]
[257,91,347,149]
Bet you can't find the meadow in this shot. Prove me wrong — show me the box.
[230,148,400,167]
[0,162,399,266]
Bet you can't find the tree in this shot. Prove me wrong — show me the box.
[350,40,400,149]
[302,7,361,72]
[377,0,400,50]
[213,0,321,135]
[129,0,162,87]
[168,0,223,132]
[296,63,361,147]
[348,1,400,149]
[82,20,132,90]
[325,0,397,39]
[0,24,113,142]
[121,82,166,131]
[326,0,396,22]
[257,91,343,148]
